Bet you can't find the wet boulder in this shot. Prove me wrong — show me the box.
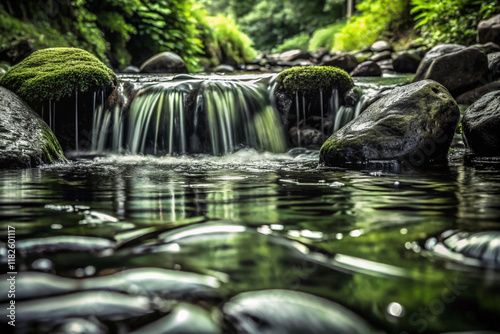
[413,45,488,96]
[350,61,382,77]
[320,54,358,72]
[223,289,376,333]
[320,80,460,168]
[370,40,393,53]
[393,51,422,73]
[214,64,235,73]
[0,87,66,168]
[425,230,500,268]
[462,91,500,156]
[369,51,392,62]
[121,65,140,74]
[455,81,500,105]
[488,52,500,80]
[140,51,188,74]
[477,14,500,45]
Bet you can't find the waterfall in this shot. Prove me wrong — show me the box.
[91,76,287,155]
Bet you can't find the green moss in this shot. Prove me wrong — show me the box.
[319,136,346,163]
[0,48,117,103]
[41,126,67,164]
[276,66,354,93]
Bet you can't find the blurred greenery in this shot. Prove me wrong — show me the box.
[273,33,311,53]
[308,22,346,52]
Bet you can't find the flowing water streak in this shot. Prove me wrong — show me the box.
[320,90,324,140]
[295,91,301,147]
[75,90,79,151]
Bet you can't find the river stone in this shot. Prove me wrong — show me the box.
[413,46,488,95]
[319,80,460,168]
[488,52,500,79]
[393,51,422,73]
[140,51,188,74]
[121,65,140,73]
[320,54,358,72]
[471,42,500,54]
[131,303,221,334]
[462,91,500,156]
[370,40,393,53]
[350,61,381,77]
[223,289,376,334]
[455,81,500,105]
[414,44,465,80]
[369,51,392,62]
[478,14,500,45]
[214,64,235,73]
[0,87,66,168]
[426,230,500,268]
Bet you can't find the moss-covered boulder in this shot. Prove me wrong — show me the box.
[0,47,117,103]
[0,87,66,168]
[274,66,354,148]
[319,80,459,168]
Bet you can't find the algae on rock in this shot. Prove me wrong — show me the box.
[0,48,117,103]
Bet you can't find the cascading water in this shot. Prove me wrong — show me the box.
[91,76,287,155]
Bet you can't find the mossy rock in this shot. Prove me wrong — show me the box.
[276,66,354,95]
[0,48,117,103]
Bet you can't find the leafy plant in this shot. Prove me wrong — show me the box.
[273,33,311,53]
[309,22,346,52]
[411,0,500,46]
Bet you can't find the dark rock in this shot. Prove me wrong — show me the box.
[131,303,221,334]
[311,49,329,61]
[393,51,422,73]
[471,42,500,54]
[415,46,429,59]
[488,52,500,79]
[425,230,500,267]
[477,14,500,45]
[140,52,188,74]
[320,80,460,168]
[0,87,66,168]
[121,65,140,73]
[370,40,393,53]
[289,127,326,148]
[369,50,392,62]
[414,46,488,95]
[223,290,376,334]
[320,54,358,72]
[350,61,382,77]
[455,81,500,105]
[214,64,235,73]
[462,90,500,156]
[414,44,465,81]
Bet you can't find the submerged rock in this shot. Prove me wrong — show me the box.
[425,230,500,268]
[413,46,488,95]
[131,303,221,334]
[462,91,500,156]
[478,14,500,45]
[16,235,115,256]
[223,289,376,333]
[0,87,66,168]
[0,48,117,103]
[320,80,459,168]
[140,51,188,74]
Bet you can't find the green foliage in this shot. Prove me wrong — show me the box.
[202,15,257,65]
[273,33,311,53]
[411,0,500,46]
[309,22,346,52]
[276,66,354,93]
[334,0,411,51]
[0,48,117,102]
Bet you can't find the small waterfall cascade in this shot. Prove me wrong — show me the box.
[91,76,287,155]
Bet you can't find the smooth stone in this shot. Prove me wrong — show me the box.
[393,51,422,73]
[478,14,500,45]
[0,267,220,302]
[455,81,500,105]
[370,40,393,53]
[320,54,358,72]
[369,50,392,62]
[140,51,188,74]
[8,291,153,325]
[131,303,221,334]
[245,64,261,71]
[16,236,115,256]
[414,46,488,95]
[426,230,500,267]
[350,61,382,77]
[462,91,500,156]
[223,289,376,334]
[488,52,500,80]
[214,64,235,73]
[471,42,500,54]
[414,44,466,82]
[121,65,140,73]
[279,50,312,62]
[0,87,66,168]
[51,318,108,334]
[320,80,459,168]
